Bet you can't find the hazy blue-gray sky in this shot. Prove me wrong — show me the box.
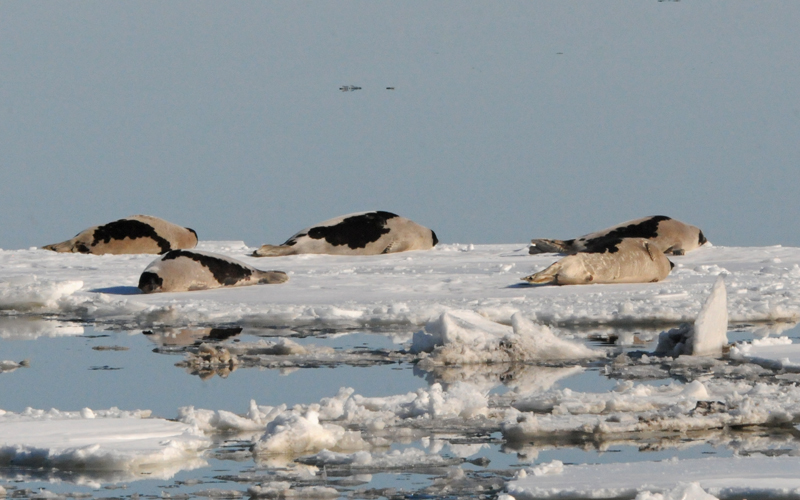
[2,1,799,250]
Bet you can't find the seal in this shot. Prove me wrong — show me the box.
[43,215,198,255]
[252,211,438,257]
[529,216,707,256]
[138,250,288,293]
[522,237,673,285]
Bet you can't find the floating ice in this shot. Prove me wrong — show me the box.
[501,375,800,440]
[507,456,800,499]
[411,310,603,365]
[0,407,210,483]
[179,382,490,460]
[729,336,799,371]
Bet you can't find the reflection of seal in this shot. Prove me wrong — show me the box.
[252,211,438,257]
[143,327,242,347]
[42,215,198,255]
[522,238,673,285]
[529,216,707,256]
[138,250,288,293]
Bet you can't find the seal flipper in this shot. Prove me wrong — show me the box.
[522,262,562,284]
[256,270,289,284]
[382,240,396,254]
[529,239,572,255]
[252,245,295,257]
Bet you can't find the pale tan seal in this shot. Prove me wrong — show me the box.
[253,211,438,257]
[522,237,673,285]
[138,250,288,293]
[529,216,707,256]
[43,215,198,255]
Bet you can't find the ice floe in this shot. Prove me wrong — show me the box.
[2,243,800,328]
[0,408,209,485]
[729,336,800,371]
[507,456,800,499]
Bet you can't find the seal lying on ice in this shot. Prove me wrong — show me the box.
[138,250,288,293]
[529,216,707,256]
[43,215,198,255]
[522,237,673,285]
[252,211,438,257]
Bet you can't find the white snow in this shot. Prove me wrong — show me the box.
[507,456,800,499]
[1,243,799,328]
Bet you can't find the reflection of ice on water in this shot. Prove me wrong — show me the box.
[0,316,84,340]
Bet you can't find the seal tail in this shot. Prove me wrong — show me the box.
[255,270,289,284]
[521,262,561,285]
[251,245,294,257]
[529,239,571,254]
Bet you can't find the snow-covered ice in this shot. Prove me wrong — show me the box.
[0,408,209,485]
[2,242,800,328]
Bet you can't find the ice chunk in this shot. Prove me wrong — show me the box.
[690,276,728,355]
[635,482,719,500]
[253,410,366,456]
[655,276,728,357]
[412,310,603,364]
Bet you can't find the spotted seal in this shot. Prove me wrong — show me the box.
[43,215,198,255]
[138,250,288,293]
[522,237,673,285]
[529,216,707,256]
[252,211,438,257]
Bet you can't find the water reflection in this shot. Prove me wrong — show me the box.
[0,316,84,340]
[4,319,800,499]
[144,326,243,347]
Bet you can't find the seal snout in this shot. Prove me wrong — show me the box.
[138,271,164,294]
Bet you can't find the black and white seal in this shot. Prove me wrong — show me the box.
[138,250,288,293]
[252,211,438,257]
[529,216,707,256]
[522,237,673,285]
[43,215,198,255]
